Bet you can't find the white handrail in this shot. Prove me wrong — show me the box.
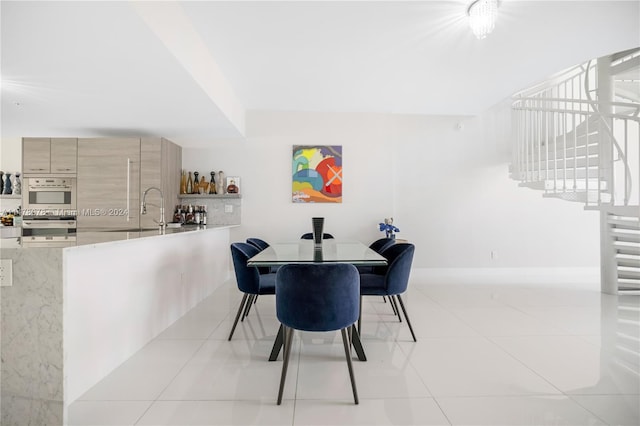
[511,49,639,209]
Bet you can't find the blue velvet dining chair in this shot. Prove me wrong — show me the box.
[228,242,277,341]
[246,237,269,251]
[359,243,417,342]
[246,238,273,274]
[357,237,396,274]
[300,233,334,240]
[275,263,360,405]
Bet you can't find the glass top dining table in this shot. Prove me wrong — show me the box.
[247,239,388,267]
[247,239,387,363]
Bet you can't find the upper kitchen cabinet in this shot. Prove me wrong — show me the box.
[22,137,77,175]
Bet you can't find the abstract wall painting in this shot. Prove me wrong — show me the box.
[292,145,342,203]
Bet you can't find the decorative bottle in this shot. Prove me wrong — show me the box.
[209,171,217,194]
[218,171,225,194]
[13,172,21,195]
[180,170,187,194]
[199,176,208,194]
[227,179,238,194]
[3,173,12,195]
[193,172,199,194]
[186,172,193,194]
[0,171,4,195]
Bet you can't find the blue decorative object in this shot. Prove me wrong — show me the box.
[379,217,399,239]
[3,173,12,195]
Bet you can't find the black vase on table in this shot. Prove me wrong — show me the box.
[312,217,324,246]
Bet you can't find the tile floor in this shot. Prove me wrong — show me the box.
[68,278,639,425]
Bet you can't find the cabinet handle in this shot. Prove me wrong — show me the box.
[126,158,130,222]
[55,168,72,171]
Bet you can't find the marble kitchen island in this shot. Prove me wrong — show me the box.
[0,225,235,425]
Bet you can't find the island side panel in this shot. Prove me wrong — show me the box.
[1,247,64,426]
[63,227,231,406]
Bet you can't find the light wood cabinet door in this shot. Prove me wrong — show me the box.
[50,138,77,173]
[22,138,51,174]
[139,138,182,228]
[77,138,140,229]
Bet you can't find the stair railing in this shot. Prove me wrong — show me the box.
[512,51,639,210]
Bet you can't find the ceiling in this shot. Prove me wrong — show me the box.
[2,1,639,148]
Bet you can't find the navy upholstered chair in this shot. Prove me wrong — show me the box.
[300,233,334,240]
[359,243,417,342]
[246,237,269,251]
[357,237,396,274]
[228,242,277,341]
[275,263,360,405]
[246,238,273,274]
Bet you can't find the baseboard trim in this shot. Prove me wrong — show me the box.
[410,267,600,288]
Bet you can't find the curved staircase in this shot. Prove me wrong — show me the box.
[511,48,640,294]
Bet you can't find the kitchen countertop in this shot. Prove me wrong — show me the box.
[1,224,237,249]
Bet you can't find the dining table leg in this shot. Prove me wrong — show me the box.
[350,325,367,362]
[269,323,367,362]
[269,324,285,361]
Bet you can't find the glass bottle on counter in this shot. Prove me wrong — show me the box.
[202,206,207,225]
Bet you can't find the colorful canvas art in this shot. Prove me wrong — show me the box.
[292,145,342,203]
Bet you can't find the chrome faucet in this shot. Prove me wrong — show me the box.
[140,186,166,231]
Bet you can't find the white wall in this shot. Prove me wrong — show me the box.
[183,107,600,269]
[0,137,22,173]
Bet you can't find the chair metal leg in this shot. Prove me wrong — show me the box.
[391,296,402,322]
[241,294,255,321]
[277,326,294,405]
[357,295,362,335]
[341,328,359,405]
[396,294,417,342]
[389,295,399,317]
[228,293,249,341]
[383,295,387,303]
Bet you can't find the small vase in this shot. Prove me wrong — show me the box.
[312,217,324,245]
[209,171,217,194]
[218,171,225,194]
[193,172,199,194]
[3,173,12,195]
[0,171,4,195]
[13,173,21,195]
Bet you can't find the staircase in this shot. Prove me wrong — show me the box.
[511,48,640,294]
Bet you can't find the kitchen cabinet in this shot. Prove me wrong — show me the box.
[77,138,141,229]
[22,138,77,175]
[139,137,182,228]
[76,137,181,229]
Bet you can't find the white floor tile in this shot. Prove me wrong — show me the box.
[67,401,152,425]
[158,338,299,401]
[436,395,607,425]
[77,339,204,401]
[136,400,294,425]
[491,335,640,395]
[292,397,450,425]
[450,306,571,336]
[571,394,640,426]
[399,337,562,397]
